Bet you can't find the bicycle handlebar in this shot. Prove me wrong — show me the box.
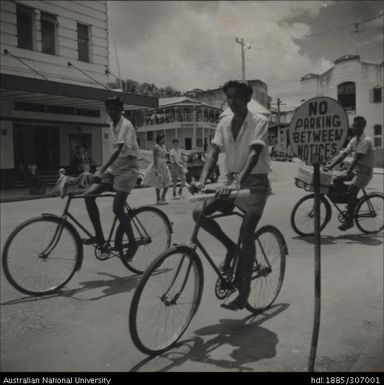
[188,189,251,202]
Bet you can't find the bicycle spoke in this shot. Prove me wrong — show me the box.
[3,218,79,295]
[129,248,202,355]
[246,227,286,313]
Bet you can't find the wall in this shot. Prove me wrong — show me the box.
[300,58,383,166]
[0,0,110,87]
[0,100,14,169]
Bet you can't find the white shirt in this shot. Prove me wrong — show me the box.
[169,148,183,164]
[110,116,140,158]
[342,135,375,170]
[212,111,271,175]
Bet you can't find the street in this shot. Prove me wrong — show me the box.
[0,160,383,372]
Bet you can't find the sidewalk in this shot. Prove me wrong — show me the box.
[0,186,57,203]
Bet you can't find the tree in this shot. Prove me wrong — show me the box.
[121,79,182,97]
[123,79,140,93]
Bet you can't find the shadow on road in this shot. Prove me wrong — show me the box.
[1,271,142,305]
[293,233,383,246]
[130,303,289,372]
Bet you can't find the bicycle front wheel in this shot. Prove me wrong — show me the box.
[117,206,172,274]
[129,247,203,355]
[355,193,384,234]
[246,226,287,314]
[2,216,81,296]
[290,194,331,236]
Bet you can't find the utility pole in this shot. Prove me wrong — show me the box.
[192,92,197,150]
[114,40,123,90]
[235,37,251,81]
[272,98,287,147]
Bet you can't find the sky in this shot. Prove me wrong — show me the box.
[107,1,383,109]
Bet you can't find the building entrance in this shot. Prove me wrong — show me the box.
[14,124,60,171]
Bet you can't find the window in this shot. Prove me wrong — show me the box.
[337,82,356,111]
[146,131,153,141]
[17,4,34,50]
[77,23,90,62]
[374,124,382,148]
[14,102,99,117]
[41,12,57,55]
[370,87,382,103]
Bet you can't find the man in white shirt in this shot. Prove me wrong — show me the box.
[84,96,140,257]
[325,116,375,231]
[169,139,187,199]
[191,80,272,311]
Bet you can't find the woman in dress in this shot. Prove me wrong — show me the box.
[143,134,172,205]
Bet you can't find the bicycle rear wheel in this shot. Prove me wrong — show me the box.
[2,216,81,296]
[355,193,384,234]
[290,194,331,236]
[246,226,287,314]
[116,206,172,274]
[129,246,203,355]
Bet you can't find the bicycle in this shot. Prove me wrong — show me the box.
[129,188,288,355]
[2,190,173,296]
[291,169,384,236]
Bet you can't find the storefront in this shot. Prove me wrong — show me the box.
[0,74,157,188]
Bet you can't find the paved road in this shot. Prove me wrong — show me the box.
[1,161,383,372]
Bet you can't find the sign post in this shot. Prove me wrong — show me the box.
[289,97,348,371]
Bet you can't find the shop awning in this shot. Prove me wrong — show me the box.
[0,73,158,109]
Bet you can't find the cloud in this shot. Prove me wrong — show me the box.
[106,1,369,106]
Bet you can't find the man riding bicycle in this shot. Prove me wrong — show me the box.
[324,116,375,231]
[84,96,140,256]
[191,80,272,311]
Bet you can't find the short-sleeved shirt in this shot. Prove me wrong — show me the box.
[211,111,272,175]
[169,148,183,164]
[342,135,376,171]
[110,116,140,159]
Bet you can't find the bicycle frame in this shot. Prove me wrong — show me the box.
[183,200,271,281]
[160,199,277,308]
[47,192,153,251]
[324,188,369,218]
[191,203,244,279]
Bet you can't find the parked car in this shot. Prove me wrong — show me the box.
[181,151,220,184]
[270,146,294,162]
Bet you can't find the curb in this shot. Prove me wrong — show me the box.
[0,193,53,203]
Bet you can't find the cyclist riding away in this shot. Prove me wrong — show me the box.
[324,116,376,231]
[84,96,140,256]
[191,80,272,311]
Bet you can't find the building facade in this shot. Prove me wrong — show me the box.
[128,97,222,151]
[0,0,156,188]
[300,55,383,166]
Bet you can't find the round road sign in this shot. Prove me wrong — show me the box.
[289,96,349,164]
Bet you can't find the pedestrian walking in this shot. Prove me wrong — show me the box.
[169,138,187,199]
[143,134,172,205]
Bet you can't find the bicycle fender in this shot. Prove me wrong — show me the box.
[137,206,174,233]
[256,225,289,255]
[39,214,84,271]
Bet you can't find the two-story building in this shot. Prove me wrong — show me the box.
[300,55,383,166]
[127,97,222,151]
[0,0,157,188]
